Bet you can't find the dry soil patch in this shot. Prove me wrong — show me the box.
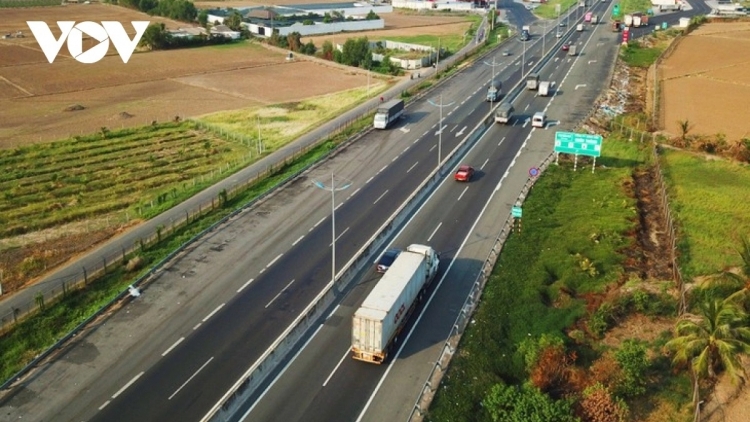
[659,22,750,140]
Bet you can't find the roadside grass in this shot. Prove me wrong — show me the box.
[197,83,390,150]
[620,41,665,68]
[0,122,252,239]
[534,0,580,20]
[618,0,655,15]
[0,116,367,384]
[427,138,647,421]
[0,0,58,6]
[660,149,750,278]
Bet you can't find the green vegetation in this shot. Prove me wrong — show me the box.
[620,41,665,68]
[428,138,649,421]
[0,113,373,384]
[0,122,251,239]
[618,0,656,15]
[377,33,466,56]
[0,0,58,7]
[197,84,390,150]
[660,149,750,277]
[534,0,580,20]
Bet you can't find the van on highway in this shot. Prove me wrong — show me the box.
[532,112,546,128]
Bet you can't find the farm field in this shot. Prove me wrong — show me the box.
[0,4,377,146]
[659,22,750,141]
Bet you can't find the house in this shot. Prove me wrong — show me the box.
[210,25,242,40]
[169,27,208,39]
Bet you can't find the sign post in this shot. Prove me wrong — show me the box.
[512,205,522,233]
[554,131,603,173]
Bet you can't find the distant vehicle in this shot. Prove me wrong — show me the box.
[375,248,401,274]
[577,23,584,31]
[486,81,502,102]
[556,30,563,38]
[494,102,514,124]
[352,244,440,364]
[373,99,405,129]
[559,22,567,27]
[633,14,642,27]
[526,72,540,90]
[522,25,531,34]
[612,20,622,32]
[624,14,634,27]
[585,11,593,22]
[562,43,570,51]
[532,112,546,128]
[502,50,511,56]
[591,14,599,24]
[538,81,551,97]
[454,165,475,182]
[568,44,577,56]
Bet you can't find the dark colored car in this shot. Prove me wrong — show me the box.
[454,165,475,182]
[562,44,570,51]
[375,248,401,273]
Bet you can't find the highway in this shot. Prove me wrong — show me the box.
[5,10,540,422]
[239,2,624,422]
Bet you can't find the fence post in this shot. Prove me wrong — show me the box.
[83,266,88,284]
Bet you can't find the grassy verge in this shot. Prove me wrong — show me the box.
[534,0,580,20]
[427,138,650,421]
[621,41,667,68]
[660,149,750,278]
[618,0,657,15]
[0,115,371,384]
[0,0,59,7]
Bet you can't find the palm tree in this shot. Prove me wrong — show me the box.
[665,299,750,421]
[706,236,750,306]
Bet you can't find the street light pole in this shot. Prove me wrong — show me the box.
[312,173,352,285]
[428,94,456,169]
[483,57,502,110]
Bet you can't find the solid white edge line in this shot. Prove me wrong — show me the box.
[162,337,185,357]
[202,303,225,323]
[327,304,340,320]
[366,176,374,184]
[98,400,110,410]
[379,165,387,173]
[239,324,324,420]
[112,372,144,399]
[314,216,326,227]
[349,187,361,198]
[322,349,350,387]
[193,323,202,330]
[292,235,305,246]
[169,357,214,400]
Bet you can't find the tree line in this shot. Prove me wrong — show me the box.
[107,0,197,22]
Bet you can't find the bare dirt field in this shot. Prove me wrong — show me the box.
[302,12,474,46]
[659,22,750,141]
[0,4,376,146]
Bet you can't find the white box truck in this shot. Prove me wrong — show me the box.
[538,81,551,97]
[373,99,405,129]
[352,244,440,364]
[494,102,514,124]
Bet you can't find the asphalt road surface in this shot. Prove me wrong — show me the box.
[240,4,625,422]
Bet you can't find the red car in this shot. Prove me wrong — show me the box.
[454,165,475,182]
[562,43,570,52]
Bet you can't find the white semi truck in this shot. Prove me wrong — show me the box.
[373,99,405,129]
[351,244,440,364]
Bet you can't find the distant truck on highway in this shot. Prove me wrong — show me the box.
[591,14,599,24]
[538,81,551,97]
[568,45,577,56]
[486,80,502,102]
[624,14,634,27]
[351,244,440,364]
[494,102,514,124]
[373,99,405,129]
[526,72,540,90]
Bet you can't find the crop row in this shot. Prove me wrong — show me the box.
[0,134,211,193]
[0,131,206,184]
[0,143,233,206]
[0,125,185,166]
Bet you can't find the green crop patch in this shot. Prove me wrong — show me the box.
[428,138,647,421]
[0,122,253,238]
[660,149,750,278]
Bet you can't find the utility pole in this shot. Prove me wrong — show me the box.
[428,94,456,169]
[483,57,502,110]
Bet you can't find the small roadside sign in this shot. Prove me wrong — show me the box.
[529,167,540,178]
[512,206,522,218]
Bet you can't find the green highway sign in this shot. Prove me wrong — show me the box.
[512,206,522,218]
[554,131,603,157]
